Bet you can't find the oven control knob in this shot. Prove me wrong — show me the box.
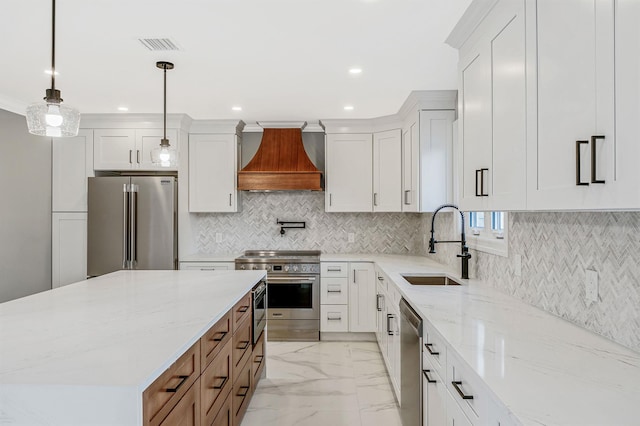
[252,266,258,270]
[293,265,299,272]
[265,265,271,271]
[301,265,307,272]
[240,265,245,270]
[284,265,290,272]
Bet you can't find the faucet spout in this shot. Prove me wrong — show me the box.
[429,204,471,280]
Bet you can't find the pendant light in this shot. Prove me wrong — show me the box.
[25,0,80,137]
[151,61,178,168]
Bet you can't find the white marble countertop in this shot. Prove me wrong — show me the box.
[179,252,241,262]
[0,269,266,426]
[321,253,640,426]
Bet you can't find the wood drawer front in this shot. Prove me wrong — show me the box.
[210,392,232,426]
[232,292,252,333]
[252,332,266,390]
[321,262,348,278]
[201,340,233,426]
[201,311,232,371]
[158,378,201,426]
[144,341,201,426]
[232,315,252,383]
[232,357,253,426]
[321,277,348,304]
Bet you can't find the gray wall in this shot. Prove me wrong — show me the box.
[417,211,640,352]
[0,109,52,302]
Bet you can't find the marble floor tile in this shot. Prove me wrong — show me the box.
[244,341,401,426]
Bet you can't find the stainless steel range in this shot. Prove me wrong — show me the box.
[235,250,320,341]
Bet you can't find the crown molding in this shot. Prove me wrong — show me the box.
[445,0,500,49]
[243,121,325,133]
[80,113,192,131]
[0,95,28,116]
[188,119,245,134]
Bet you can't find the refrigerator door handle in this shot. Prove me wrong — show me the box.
[123,184,130,268]
[130,184,138,268]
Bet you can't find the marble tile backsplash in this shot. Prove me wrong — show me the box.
[416,211,640,352]
[195,192,424,255]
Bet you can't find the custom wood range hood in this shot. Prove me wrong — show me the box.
[238,122,323,191]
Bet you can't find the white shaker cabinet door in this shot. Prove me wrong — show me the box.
[52,129,93,212]
[527,0,615,209]
[373,129,402,212]
[348,262,376,332]
[52,213,87,288]
[401,121,418,212]
[419,110,455,212]
[325,133,373,212]
[93,129,136,170]
[136,129,179,171]
[189,134,238,212]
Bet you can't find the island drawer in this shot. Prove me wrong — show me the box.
[232,315,253,383]
[143,340,201,426]
[232,356,253,426]
[201,340,233,426]
[252,331,266,390]
[158,377,201,426]
[210,393,232,426]
[201,311,232,371]
[232,291,252,333]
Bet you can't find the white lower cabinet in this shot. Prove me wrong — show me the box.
[375,267,401,401]
[320,262,375,334]
[52,213,87,288]
[320,305,349,332]
[178,262,235,271]
[423,354,446,426]
[446,392,473,426]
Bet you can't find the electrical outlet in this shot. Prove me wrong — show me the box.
[513,254,522,277]
[348,233,355,243]
[215,233,223,243]
[585,269,598,305]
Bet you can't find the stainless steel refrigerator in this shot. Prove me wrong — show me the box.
[87,176,177,277]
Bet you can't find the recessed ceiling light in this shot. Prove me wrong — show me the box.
[44,69,59,76]
[117,106,129,112]
[349,68,362,75]
[232,106,242,111]
[344,105,354,111]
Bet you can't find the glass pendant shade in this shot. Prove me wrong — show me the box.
[151,142,178,168]
[26,101,80,137]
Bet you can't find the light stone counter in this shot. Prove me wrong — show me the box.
[321,253,640,425]
[179,252,241,262]
[0,269,266,426]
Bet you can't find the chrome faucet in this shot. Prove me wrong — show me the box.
[428,204,471,280]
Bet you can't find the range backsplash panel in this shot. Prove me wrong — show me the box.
[196,192,423,255]
[417,211,640,352]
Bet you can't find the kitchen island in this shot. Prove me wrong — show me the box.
[0,269,266,425]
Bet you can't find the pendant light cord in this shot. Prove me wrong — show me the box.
[163,65,167,141]
[51,0,56,93]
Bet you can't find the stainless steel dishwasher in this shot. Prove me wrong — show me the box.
[400,298,423,426]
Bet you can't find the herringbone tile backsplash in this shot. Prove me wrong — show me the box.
[417,212,640,352]
[196,192,422,254]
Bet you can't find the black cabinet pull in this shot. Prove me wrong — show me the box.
[424,343,439,356]
[212,331,228,342]
[254,355,264,363]
[237,341,250,350]
[423,369,436,384]
[237,385,250,397]
[166,375,189,393]
[480,168,489,196]
[238,305,249,313]
[591,135,605,184]
[452,381,474,400]
[387,314,394,335]
[475,169,481,196]
[576,140,589,186]
[212,376,229,390]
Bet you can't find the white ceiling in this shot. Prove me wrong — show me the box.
[0,0,471,122]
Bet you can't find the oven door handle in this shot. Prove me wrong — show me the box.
[268,276,316,282]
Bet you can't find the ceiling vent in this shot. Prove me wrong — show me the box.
[138,38,180,51]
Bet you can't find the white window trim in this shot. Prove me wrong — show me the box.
[460,212,509,257]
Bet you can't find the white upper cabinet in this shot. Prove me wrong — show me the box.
[457,0,527,211]
[52,129,93,212]
[93,128,179,171]
[527,0,617,210]
[401,123,417,212]
[325,133,373,212]
[373,129,402,212]
[188,134,239,213]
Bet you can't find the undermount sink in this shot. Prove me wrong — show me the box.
[401,275,461,286]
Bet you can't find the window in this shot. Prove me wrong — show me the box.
[465,211,508,257]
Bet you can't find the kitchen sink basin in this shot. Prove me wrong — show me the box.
[401,275,461,286]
